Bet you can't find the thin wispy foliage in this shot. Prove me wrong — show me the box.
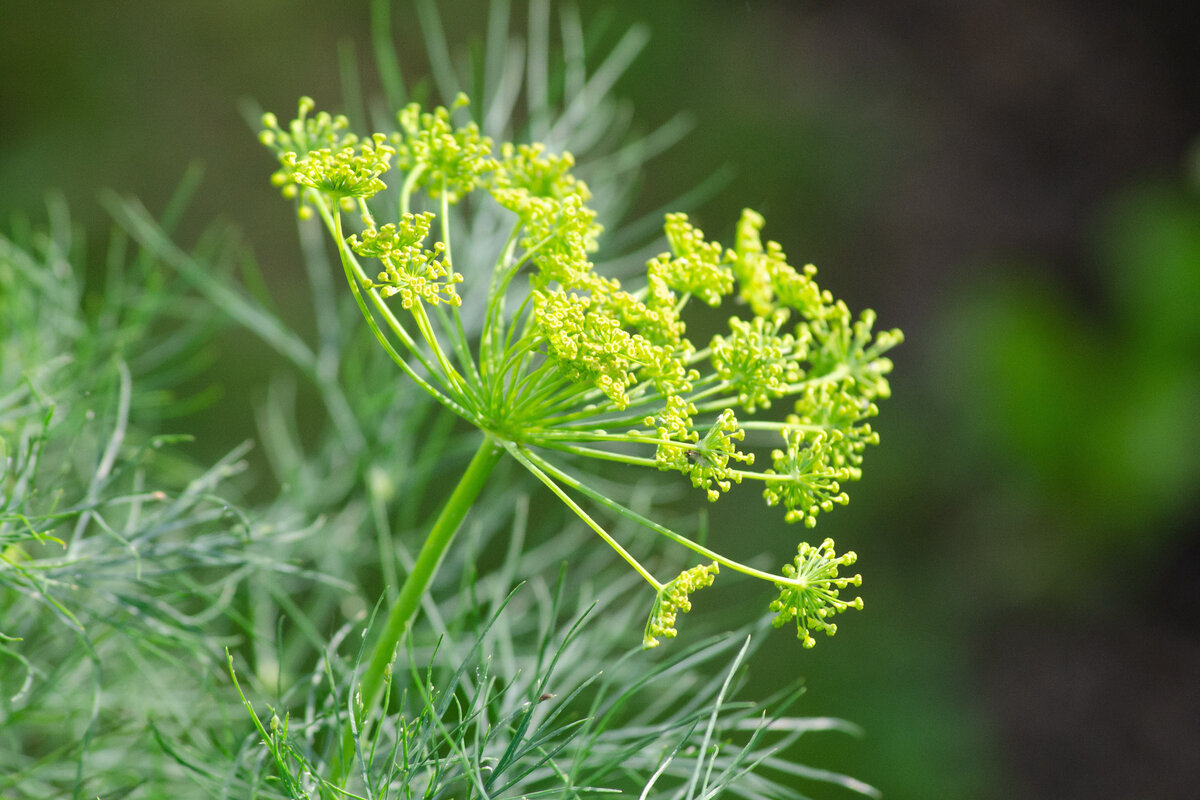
[1,2,888,798]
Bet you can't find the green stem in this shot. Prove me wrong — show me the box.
[503,442,661,590]
[335,435,503,783]
[322,199,465,416]
[521,447,789,586]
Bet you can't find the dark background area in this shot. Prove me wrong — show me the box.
[3,1,1198,798]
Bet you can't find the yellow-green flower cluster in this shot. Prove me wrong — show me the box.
[730,209,824,318]
[770,539,862,648]
[532,289,648,408]
[393,94,497,204]
[491,144,602,289]
[284,134,395,206]
[260,96,358,205]
[808,305,903,402]
[644,562,720,648]
[491,142,587,202]
[647,213,734,307]
[260,94,901,650]
[351,212,462,308]
[710,310,806,412]
[763,428,854,527]
[682,409,754,502]
[646,395,699,465]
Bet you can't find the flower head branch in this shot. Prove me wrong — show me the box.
[644,562,720,648]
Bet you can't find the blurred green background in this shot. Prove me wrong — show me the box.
[3,1,1198,798]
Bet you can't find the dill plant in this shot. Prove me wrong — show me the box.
[3,2,899,797]
[257,6,901,774]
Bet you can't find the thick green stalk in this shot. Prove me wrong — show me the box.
[336,435,503,783]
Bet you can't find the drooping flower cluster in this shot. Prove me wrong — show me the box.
[260,94,902,647]
[644,562,720,648]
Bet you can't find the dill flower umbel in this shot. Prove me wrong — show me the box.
[261,94,901,648]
